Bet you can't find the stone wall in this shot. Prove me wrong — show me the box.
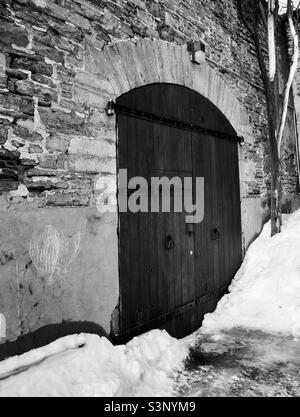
[0,0,299,347]
[0,0,298,202]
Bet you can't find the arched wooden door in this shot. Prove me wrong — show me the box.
[117,83,242,341]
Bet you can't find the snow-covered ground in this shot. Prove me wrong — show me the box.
[1,210,300,396]
[201,209,300,338]
[175,210,300,397]
[0,330,188,397]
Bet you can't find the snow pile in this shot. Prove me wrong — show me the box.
[0,329,188,397]
[202,209,300,337]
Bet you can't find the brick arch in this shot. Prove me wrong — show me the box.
[79,38,251,141]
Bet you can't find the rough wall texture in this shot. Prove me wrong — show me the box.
[0,0,298,202]
[0,209,118,342]
[0,0,299,344]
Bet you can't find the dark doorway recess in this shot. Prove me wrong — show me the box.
[117,83,242,342]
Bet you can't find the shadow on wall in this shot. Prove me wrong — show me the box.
[244,197,270,252]
[0,321,108,361]
[246,194,300,252]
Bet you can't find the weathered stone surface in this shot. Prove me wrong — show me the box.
[67,154,116,174]
[31,73,56,88]
[56,65,76,83]
[57,98,87,113]
[0,150,20,185]
[25,177,68,191]
[87,108,115,132]
[32,42,65,63]
[6,68,29,80]
[19,158,37,166]
[14,80,58,104]
[28,144,43,154]
[0,51,7,88]
[0,208,118,342]
[38,153,65,169]
[12,125,43,142]
[26,167,61,177]
[33,30,78,55]
[38,108,86,134]
[0,19,28,47]
[68,137,115,158]
[46,134,70,153]
[14,79,36,96]
[11,57,53,77]
[0,93,34,115]
[7,78,17,93]
[11,137,25,148]
[0,179,18,192]
[45,190,91,206]
[0,125,9,145]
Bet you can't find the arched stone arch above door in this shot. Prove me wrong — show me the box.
[76,38,252,143]
[74,38,258,252]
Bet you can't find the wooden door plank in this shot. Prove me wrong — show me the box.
[117,83,242,338]
[217,137,229,289]
[118,114,131,331]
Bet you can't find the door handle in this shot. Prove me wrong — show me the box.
[212,228,221,240]
[165,235,175,250]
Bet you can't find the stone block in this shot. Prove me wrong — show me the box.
[13,124,43,142]
[11,57,53,77]
[32,42,65,63]
[0,93,34,116]
[28,144,43,154]
[74,84,112,109]
[67,154,116,174]
[0,20,28,47]
[0,125,9,145]
[46,134,70,153]
[68,137,115,158]
[14,80,58,105]
[31,73,56,88]
[38,108,86,134]
[45,190,91,206]
[38,154,65,169]
[128,0,146,10]
[25,176,68,191]
[56,65,76,83]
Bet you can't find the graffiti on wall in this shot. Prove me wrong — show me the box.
[29,225,81,284]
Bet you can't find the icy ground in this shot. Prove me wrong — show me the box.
[201,209,300,337]
[173,329,300,397]
[1,210,300,396]
[172,209,300,397]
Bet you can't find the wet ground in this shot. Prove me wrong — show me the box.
[174,328,300,397]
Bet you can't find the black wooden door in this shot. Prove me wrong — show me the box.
[117,84,242,341]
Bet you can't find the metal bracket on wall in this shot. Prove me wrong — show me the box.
[187,41,206,65]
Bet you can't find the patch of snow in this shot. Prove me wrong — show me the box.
[201,209,300,337]
[9,184,29,198]
[0,330,188,397]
